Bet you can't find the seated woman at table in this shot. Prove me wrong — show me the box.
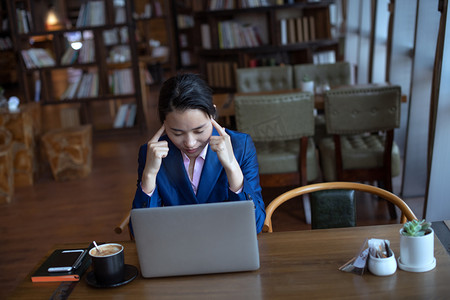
[132,73,266,233]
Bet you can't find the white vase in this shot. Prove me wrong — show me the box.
[398,228,436,272]
[300,81,314,93]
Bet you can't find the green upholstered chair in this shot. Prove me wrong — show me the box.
[235,65,294,93]
[293,62,352,90]
[293,62,353,145]
[235,91,319,187]
[262,182,417,233]
[235,91,320,222]
[318,85,402,219]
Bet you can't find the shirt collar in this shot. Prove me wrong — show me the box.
[182,144,209,162]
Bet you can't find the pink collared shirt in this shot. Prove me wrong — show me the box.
[143,144,242,196]
[182,145,208,195]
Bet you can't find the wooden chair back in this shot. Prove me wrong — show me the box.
[263,182,417,233]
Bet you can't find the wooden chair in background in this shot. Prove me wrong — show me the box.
[318,85,402,219]
[235,91,320,223]
[263,182,417,233]
[235,65,294,93]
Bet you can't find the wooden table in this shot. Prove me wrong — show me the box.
[9,224,450,299]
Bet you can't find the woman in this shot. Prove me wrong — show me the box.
[132,73,265,233]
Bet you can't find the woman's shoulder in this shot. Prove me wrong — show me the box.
[225,128,251,141]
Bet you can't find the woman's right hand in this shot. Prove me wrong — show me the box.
[141,124,168,194]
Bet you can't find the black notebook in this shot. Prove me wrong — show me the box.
[31,244,92,282]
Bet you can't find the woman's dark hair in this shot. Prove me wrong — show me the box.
[158,73,215,123]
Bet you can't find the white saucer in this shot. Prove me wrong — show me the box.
[397,257,436,272]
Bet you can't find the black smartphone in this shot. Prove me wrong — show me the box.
[47,249,86,273]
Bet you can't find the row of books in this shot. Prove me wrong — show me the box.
[208,0,273,10]
[16,8,32,33]
[177,15,195,29]
[76,1,106,27]
[61,39,95,65]
[134,1,163,19]
[21,48,56,69]
[60,72,99,100]
[113,103,137,128]
[206,61,237,88]
[218,21,263,49]
[2,18,9,31]
[109,69,135,95]
[0,36,13,50]
[280,16,316,45]
[114,6,127,24]
[103,27,129,46]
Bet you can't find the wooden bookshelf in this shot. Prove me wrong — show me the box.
[0,0,18,88]
[133,0,176,80]
[6,0,147,133]
[192,0,339,92]
[172,0,198,70]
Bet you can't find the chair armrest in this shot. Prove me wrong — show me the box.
[114,211,131,234]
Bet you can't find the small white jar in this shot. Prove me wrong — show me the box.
[368,250,397,276]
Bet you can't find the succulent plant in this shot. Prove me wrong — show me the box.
[402,219,432,237]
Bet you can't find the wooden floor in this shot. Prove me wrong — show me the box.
[0,129,424,299]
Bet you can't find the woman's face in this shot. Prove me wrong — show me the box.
[164,109,213,159]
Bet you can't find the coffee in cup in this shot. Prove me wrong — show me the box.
[89,243,124,285]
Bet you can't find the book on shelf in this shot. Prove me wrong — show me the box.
[154,1,163,17]
[113,103,136,128]
[201,24,212,49]
[34,79,41,102]
[61,46,78,65]
[302,16,309,42]
[110,69,134,95]
[144,3,152,17]
[16,8,32,33]
[309,16,316,40]
[0,37,12,50]
[79,39,95,63]
[206,61,237,88]
[218,21,262,49]
[280,19,288,45]
[114,5,126,24]
[296,18,304,42]
[21,48,56,69]
[125,104,137,127]
[31,245,92,283]
[76,1,106,27]
[288,18,296,44]
[177,15,194,29]
[103,28,120,46]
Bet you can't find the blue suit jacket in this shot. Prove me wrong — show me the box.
[132,128,266,233]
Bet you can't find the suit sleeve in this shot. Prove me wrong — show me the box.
[132,144,162,209]
[228,134,266,233]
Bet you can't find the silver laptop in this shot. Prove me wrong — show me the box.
[131,200,260,278]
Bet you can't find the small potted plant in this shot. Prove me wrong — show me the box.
[398,219,436,272]
[300,75,314,93]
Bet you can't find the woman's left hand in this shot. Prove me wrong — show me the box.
[210,119,235,167]
[210,119,243,192]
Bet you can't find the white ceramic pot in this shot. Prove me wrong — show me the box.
[300,81,314,93]
[368,250,397,276]
[398,228,436,272]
